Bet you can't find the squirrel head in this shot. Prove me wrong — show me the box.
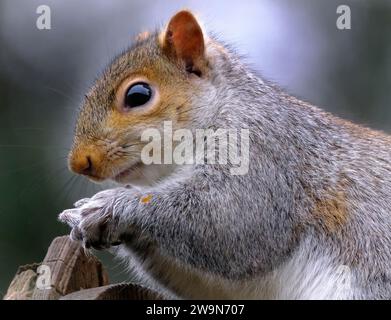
[69,10,215,185]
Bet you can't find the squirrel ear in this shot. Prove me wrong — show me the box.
[162,10,206,76]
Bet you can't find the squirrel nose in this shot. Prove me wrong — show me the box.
[69,154,94,176]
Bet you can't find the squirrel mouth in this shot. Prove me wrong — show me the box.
[113,161,144,182]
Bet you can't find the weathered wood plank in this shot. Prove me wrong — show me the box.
[5,236,109,300]
[32,236,109,299]
[4,264,40,300]
[61,283,164,300]
[5,235,166,300]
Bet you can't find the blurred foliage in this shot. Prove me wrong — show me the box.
[0,0,390,296]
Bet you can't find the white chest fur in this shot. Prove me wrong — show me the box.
[116,243,354,300]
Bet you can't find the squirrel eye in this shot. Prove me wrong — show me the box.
[124,82,152,108]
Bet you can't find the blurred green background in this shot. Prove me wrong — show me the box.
[0,0,390,296]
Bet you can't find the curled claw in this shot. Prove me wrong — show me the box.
[58,188,129,250]
[58,208,82,227]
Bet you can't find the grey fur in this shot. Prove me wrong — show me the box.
[61,22,391,299]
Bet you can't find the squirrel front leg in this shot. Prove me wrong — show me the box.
[60,165,297,281]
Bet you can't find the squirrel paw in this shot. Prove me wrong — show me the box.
[58,188,130,250]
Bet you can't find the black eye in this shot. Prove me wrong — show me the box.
[125,82,152,108]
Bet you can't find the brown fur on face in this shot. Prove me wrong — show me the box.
[69,23,206,181]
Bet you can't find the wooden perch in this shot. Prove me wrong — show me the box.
[4,236,163,300]
[61,283,163,300]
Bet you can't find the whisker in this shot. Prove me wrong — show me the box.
[12,127,46,132]
[42,85,80,107]
[122,141,145,149]
[58,175,80,206]
[0,144,68,151]
[0,155,67,177]
[17,166,70,204]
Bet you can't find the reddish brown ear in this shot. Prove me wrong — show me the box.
[162,11,205,76]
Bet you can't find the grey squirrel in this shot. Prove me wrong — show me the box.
[59,10,391,299]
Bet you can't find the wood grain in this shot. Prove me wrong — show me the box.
[5,235,166,300]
